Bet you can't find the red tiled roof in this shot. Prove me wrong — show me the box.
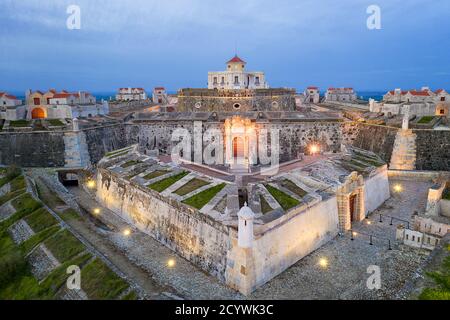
[0,92,4,97]
[435,89,445,94]
[154,87,165,91]
[307,86,318,90]
[409,90,430,96]
[227,55,246,64]
[5,94,17,99]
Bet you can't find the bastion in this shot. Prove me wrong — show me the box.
[93,144,390,294]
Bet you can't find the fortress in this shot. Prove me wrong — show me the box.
[1,55,450,296]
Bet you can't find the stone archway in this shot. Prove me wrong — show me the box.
[31,107,45,119]
[233,137,245,159]
[337,172,365,231]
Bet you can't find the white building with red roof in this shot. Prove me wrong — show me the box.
[208,55,268,90]
[116,88,147,101]
[0,92,25,121]
[325,87,357,102]
[383,87,449,104]
[24,89,108,120]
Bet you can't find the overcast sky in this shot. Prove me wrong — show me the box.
[1,0,449,93]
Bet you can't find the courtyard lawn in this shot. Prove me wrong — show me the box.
[143,170,171,180]
[48,119,65,127]
[281,180,307,198]
[148,171,189,193]
[174,178,210,196]
[183,183,226,210]
[9,120,31,128]
[121,160,141,168]
[81,258,129,300]
[265,184,300,211]
[418,116,435,124]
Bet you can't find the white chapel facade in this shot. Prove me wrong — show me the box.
[208,55,268,90]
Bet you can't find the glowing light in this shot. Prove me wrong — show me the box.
[123,229,131,236]
[367,221,372,225]
[167,259,176,268]
[309,144,320,155]
[93,208,101,215]
[87,180,96,189]
[319,258,329,268]
[352,232,358,237]
[393,184,403,193]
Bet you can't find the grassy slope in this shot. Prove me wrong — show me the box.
[148,171,189,193]
[183,183,226,210]
[265,184,300,211]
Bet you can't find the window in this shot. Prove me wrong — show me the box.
[427,237,431,244]
[34,97,40,105]
[234,76,239,84]
[417,237,421,243]
[441,97,445,101]
[233,103,241,110]
[221,77,225,84]
[440,109,445,115]
[255,76,260,85]
[406,234,409,240]
[213,77,218,84]
[412,235,415,241]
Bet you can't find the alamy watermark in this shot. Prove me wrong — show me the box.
[66,265,81,290]
[366,265,381,290]
[66,5,81,30]
[367,5,382,30]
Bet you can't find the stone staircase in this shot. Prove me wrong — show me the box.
[389,129,417,170]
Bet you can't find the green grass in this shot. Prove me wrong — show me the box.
[48,119,65,126]
[35,179,66,210]
[143,170,170,180]
[148,171,189,193]
[20,225,61,255]
[81,258,129,300]
[60,208,82,221]
[183,183,226,210]
[24,208,58,233]
[419,246,450,300]
[265,184,300,211]
[174,178,210,196]
[44,229,85,263]
[260,195,273,214]
[0,166,22,188]
[121,160,141,168]
[9,120,31,128]
[0,189,26,207]
[280,180,307,198]
[418,116,435,124]
[0,194,43,233]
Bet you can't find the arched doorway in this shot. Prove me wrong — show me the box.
[32,108,45,119]
[233,137,244,159]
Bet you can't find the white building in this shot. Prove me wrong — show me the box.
[25,89,109,120]
[0,92,22,107]
[208,55,268,90]
[116,88,147,101]
[325,88,357,102]
[0,92,26,121]
[304,86,320,104]
[383,87,449,104]
[152,87,168,104]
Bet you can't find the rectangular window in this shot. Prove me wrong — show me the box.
[234,76,239,84]
[33,97,40,105]
[441,109,445,115]
[406,234,409,240]
[213,77,218,84]
[412,235,415,241]
[441,97,445,101]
